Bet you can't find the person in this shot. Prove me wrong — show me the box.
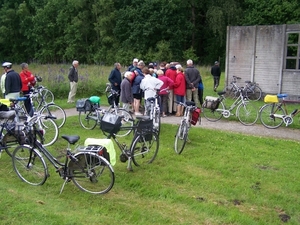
[19,63,36,116]
[211,61,221,91]
[120,71,134,112]
[165,62,177,115]
[173,65,186,116]
[108,62,122,107]
[127,58,138,72]
[198,78,204,106]
[2,62,22,99]
[131,60,145,116]
[140,67,163,115]
[157,69,174,117]
[67,60,79,103]
[1,72,6,98]
[185,59,200,106]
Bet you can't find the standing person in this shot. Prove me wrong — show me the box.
[3,62,22,99]
[1,72,6,98]
[211,61,221,92]
[67,60,79,103]
[157,69,174,117]
[120,71,134,111]
[108,62,122,107]
[128,58,138,72]
[19,63,36,116]
[173,65,186,117]
[198,78,204,106]
[132,60,145,116]
[165,62,177,115]
[185,59,200,106]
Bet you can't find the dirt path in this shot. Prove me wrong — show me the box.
[63,108,300,142]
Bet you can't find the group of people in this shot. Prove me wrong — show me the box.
[108,58,205,117]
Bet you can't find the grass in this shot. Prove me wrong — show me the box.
[0,115,300,224]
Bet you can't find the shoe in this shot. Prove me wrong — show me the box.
[162,114,167,117]
[134,112,143,116]
[214,87,217,92]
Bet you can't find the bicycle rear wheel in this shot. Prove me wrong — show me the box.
[38,88,54,104]
[109,108,133,137]
[245,85,262,101]
[202,101,224,122]
[259,103,285,128]
[40,104,66,129]
[131,132,159,167]
[69,152,115,194]
[174,120,188,154]
[237,101,258,125]
[12,145,48,186]
[38,117,59,146]
[153,109,161,135]
[79,111,98,130]
[224,85,238,99]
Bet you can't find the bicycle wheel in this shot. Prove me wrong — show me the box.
[40,104,66,129]
[12,145,48,186]
[109,108,133,137]
[79,110,98,130]
[131,132,159,167]
[236,101,259,125]
[38,88,54,104]
[202,101,225,122]
[38,117,59,146]
[69,152,115,194]
[224,85,238,99]
[245,85,262,101]
[259,103,285,128]
[174,120,189,154]
[153,109,161,135]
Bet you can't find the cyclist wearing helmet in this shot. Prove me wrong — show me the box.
[2,62,22,99]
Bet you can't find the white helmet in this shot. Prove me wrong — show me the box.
[2,62,12,68]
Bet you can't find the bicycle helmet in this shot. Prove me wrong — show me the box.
[2,62,12,68]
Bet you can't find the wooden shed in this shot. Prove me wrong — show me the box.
[225,24,300,99]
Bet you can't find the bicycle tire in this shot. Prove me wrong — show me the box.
[109,108,133,137]
[39,88,54,104]
[69,152,115,194]
[236,101,259,125]
[131,132,159,167]
[12,145,48,186]
[259,103,285,128]
[202,101,225,122]
[38,117,59,146]
[79,110,98,130]
[245,85,262,101]
[174,120,188,154]
[40,104,66,129]
[223,85,238,99]
[153,109,161,135]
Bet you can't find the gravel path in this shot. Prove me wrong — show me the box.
[63,108,300,142]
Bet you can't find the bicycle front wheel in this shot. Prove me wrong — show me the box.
[153,109,161,135]
[109,108,133,137]
[259,103,285,128]
[202,101,225,122]
[236,101,258,125]
[39,117,59,146]
[245,85,262,101]
[39,88,54,104]
[69,152,115,194]
[223,85,238,99]
[79,110,98,130]
[174,120,189,154]
[40,104,66,129]
[131,132,159,167]
[12,145,48,186]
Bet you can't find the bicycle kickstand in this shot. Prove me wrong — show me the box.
[59,177,70,195]
[127,158,133,172]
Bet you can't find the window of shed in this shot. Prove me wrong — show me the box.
[285,33,300,70]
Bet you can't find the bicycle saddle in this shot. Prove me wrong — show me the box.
[146,97,156,102]
[217,91,226,96]
[185,101,195,106]
[61,135,80,144]
[0,110,15,120]
[277,94,288,98]
[136,115,151,120]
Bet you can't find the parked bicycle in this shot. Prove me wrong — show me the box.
[12,121,115,194]
[31,75,55,105]
[202,88,259,126]
[174,101,201,154]
[224,76,262,101]
[259,94,300,128]
[100,111,159,171]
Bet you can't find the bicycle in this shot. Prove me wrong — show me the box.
[12,121,115,194]
[100,111,159,171]
[174,101,200,154]
[202,88,259,126]
[31,76,55,105]
[259,93,300,128]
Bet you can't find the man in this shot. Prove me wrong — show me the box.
[185,59,200,106]
[120,71,134,111]
[127,58,138,72]
[3,62,22,99]
[108,62,122,106]
[165,62,177,115]
[211,61,221,92]
[67,60,79,103]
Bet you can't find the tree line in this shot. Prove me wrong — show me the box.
[0,0,299,66]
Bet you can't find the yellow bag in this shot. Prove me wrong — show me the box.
[264,95,278,103]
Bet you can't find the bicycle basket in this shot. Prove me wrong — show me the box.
[203,96,220,110]
[100,112,122,134]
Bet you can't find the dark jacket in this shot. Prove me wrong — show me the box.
[131,68,144,94]
[108,68,122,91]
[68,66,78,82]
[185,66,200,89]
[211,65,221,77]
[5,70,22,94]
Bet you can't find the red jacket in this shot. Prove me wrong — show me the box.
[165,67,177,89]
[19,70,36,92]
[174,72,186,96]
[158,75,174,95]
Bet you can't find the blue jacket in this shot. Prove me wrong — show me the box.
[131,68,144,94]
[108,68,122,91]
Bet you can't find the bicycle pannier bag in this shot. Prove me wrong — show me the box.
[203,96,219,110]
[190,107,201,125]
[136,119,153,141]
[264,95,278,103]
[100,112,122,134]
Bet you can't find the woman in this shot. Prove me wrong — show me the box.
[157,69,173,117]
[173,65,186,117]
